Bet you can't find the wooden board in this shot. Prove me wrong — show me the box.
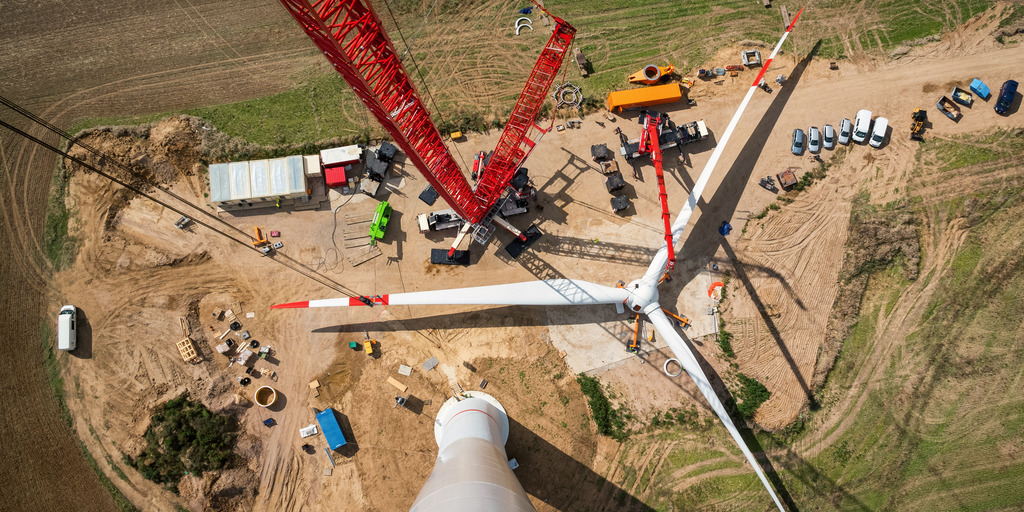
[387,377,408,393]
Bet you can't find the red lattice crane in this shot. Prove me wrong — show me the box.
[637,111,676,273]
[277,0,575,232]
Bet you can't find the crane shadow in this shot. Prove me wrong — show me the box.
[721,238,818,409]
[508,417,655,512]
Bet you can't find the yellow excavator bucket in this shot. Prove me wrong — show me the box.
[628,64,675,85]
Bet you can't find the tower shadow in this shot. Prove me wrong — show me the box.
[507,417,655,512]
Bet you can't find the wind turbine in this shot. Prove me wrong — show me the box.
[275,9,804,511]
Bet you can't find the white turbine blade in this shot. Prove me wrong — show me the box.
[647,308,784,511]
[271,279,631,309]
[644,8,804,280]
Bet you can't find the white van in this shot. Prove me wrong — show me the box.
[852,109,872,143]
[58,305,77,351]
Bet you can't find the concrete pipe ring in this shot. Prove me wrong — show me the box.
[254,386,278,407]
[663,358,683,378]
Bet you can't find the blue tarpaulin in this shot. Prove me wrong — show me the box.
[316,408,347,450]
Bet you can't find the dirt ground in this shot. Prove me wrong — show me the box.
[3,0,1022,510]
[0,1,319,510]
[49,8,1024,510]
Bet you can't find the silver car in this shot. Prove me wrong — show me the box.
[791,128,805,155]
[838,118,852,145]
[808,126,821,153]
[823,124,835,150]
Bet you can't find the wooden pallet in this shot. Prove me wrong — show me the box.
[176,337,201,364]
[343,211,382,266]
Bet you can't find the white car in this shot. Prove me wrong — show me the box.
[869,117,889,148]
[823,124,835,150]
[837,118,852,145]
[852,110,872,143]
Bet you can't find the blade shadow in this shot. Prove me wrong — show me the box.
[721,238,818,409]
[311,304,616,333]
[657,41,823,413]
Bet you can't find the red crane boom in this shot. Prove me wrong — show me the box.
[474,17,576,209]
[278,0,575,229]
[277,0,486,223]
[638,112,676,272]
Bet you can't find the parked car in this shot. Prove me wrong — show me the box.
[838,118,852,145]
[869,117,889,148]
[995,80,1018,115]
[808,126,821,153]
[853,109,872,143]
[791,128,805,155]
[58,305,77,351]
[823,124,835,150]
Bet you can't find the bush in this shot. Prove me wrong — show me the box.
[735,374,771,419]
[717,318,735,358]
[127,395,238,488]
[577,374,629,440]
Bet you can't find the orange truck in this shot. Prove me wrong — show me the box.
[606,83,683,113]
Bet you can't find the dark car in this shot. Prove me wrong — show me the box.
[995,80,1018,115]
[791,128,805,155]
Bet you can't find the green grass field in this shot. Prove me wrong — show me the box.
[68,0,993,147]
[641,130,1024,510]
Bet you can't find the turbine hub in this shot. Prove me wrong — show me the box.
[624,278,659,313]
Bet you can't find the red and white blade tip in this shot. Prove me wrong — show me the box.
[787,7,804,32]
[271,301,310,309]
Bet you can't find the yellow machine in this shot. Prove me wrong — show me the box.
[363,331,376,357]
[252,226,269,247]
[628,64,675,85]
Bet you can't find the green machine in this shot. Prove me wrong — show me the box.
[369,201,392,244]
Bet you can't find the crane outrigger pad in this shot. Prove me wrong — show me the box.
[418,185,439,205]
[504,225,542,259]
[430,249,470,266]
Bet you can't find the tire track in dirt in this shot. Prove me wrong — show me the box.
[0,2,319,507]
[730,173,854,429]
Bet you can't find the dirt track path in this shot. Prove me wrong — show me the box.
[0,0,318,508]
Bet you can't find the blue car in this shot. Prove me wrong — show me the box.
[995,80,1018,115]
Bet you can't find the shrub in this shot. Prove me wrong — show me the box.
[577,374,629,440]
[127,395,238,488]
[735,374,771,419]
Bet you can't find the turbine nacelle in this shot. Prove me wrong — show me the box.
[623,277,660,314]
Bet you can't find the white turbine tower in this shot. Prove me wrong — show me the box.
[411,392,532,512]
[275,10,804,511]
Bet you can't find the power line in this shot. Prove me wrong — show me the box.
[0,99,360,297]
[381,1,471,174]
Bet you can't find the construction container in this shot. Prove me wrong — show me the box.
[606,83,683,113]
[316,408,348,450]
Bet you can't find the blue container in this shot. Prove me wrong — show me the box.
[316,408,348,450]
[970,78,990,100]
